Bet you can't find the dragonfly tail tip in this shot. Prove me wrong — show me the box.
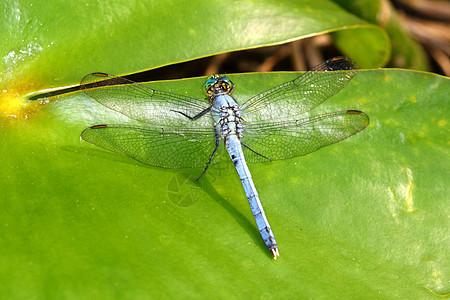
[272,248,280,260]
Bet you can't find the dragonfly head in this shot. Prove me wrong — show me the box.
[203,75,235,98]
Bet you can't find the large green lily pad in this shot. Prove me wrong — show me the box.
[1,69,448,298]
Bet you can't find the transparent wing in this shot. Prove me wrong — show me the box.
[240,57,357,123]
[241,110,369,163]
[81,73,212,128]
[81,124,218,169]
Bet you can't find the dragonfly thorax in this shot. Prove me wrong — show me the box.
[210,93,244,140]
[215,104,244,139]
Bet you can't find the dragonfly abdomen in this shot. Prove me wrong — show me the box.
[226,135,279,259]
[210,93,279,258]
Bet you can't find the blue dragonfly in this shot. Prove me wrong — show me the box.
[80,56,369,259]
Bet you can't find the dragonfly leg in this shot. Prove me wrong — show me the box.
[195,131,220,182]
[171,106,212,120]
[241,142,272,161]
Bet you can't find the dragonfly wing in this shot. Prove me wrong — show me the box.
[240,57,357,123]
[241,110,369,163]
[81,124,218,169]
[81,73,212,128]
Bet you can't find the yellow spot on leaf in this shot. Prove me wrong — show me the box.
[387,167,416,220]
[404,168,415,213]
[0,77,43,120]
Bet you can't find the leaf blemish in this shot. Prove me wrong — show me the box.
[387,167,416,220]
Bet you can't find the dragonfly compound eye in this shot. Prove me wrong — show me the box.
[219,78,235,95]
[203,75,220,95]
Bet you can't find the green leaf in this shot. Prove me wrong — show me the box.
[1,70,448,298]
[0,0,387,96]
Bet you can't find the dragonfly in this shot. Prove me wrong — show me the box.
[80,56,369,259]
